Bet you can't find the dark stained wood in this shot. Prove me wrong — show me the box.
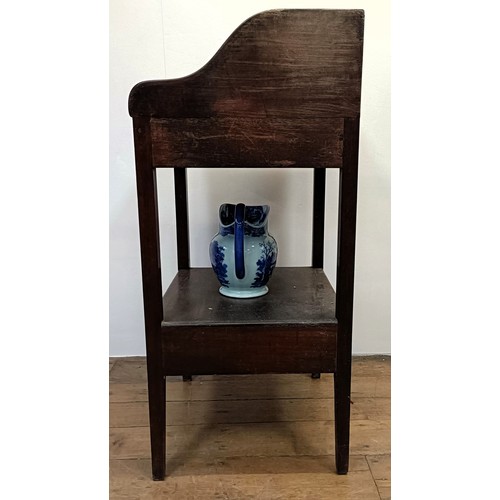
[162,324,336,375]
[133,117,166,480]
[129,10,364,120]
[161,268,337,375]
[173,168,189,269]
[334,117,361,474]
[162,267,337,327]
[129,9,364,479]
[312,168,326,267]
[150,118,344,168]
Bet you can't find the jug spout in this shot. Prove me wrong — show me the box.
[218,203,270,230]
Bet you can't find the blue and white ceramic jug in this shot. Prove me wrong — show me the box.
[209,203,278,298]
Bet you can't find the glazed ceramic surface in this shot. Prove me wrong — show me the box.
[209,203,278,298]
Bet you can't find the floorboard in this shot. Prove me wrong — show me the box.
[109,355,390,499]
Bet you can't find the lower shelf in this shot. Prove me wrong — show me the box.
[162,267,337,327]
[161,267,338,375]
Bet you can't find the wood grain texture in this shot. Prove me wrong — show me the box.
[109,373,390,405]
[162,324,336,375]
[133,117,167,480]
[110,356,389,498]
[109,356,390,384]
[367,454,391,500]
[129,10,364,120]
[111,454,370,478]
[162,267,337,327]
[109,357,390,402]
[110,457,379,500]
[110,419,389,460]
[150,117,344,168]
[110,397,390,428]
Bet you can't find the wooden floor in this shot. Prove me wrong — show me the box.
[110,356,390,499]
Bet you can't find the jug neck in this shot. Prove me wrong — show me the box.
[218,203,269,237]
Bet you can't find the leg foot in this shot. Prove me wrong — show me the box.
[334,372,351,474]
[149,375,166,480]
[182,375,192,382]
[311,373,321,379]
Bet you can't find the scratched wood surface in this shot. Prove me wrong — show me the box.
[129,9,363,169]
[150,117,344,168]
[129,10,364,120]
[162,268,337,327]
[110,355,390,499]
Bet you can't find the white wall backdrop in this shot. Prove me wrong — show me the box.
[110,0,390,356]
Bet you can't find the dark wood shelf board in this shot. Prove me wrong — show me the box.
[162,267,337,328]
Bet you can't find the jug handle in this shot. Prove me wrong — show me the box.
[234,203,245,279]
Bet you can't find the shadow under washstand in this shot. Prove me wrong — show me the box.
[165,372,334,476]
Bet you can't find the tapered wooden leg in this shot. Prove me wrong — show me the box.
[133,122,167,480]
[148,374,166,480]
[334,371,351,474]
[333,117,359,475]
